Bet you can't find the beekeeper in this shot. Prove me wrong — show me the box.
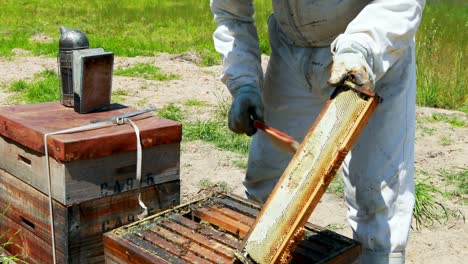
[210,1,425,263]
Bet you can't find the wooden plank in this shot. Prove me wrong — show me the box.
[209,206,255,226]
[0,169,69,253]
[0,136,180,204]
[169,214,240,249]
[0,213,66,264]
[159,219,234,259]
[0,102,182,161]
[103,233,170,264]
[212,196,259,218]
[148,225,230,264]
[0,168,180,262]
[139,230,211,264]
[191,207,250,238]
[124,233,186,264]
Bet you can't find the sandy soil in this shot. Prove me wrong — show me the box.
[0,53,466,263]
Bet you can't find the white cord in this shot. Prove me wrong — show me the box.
[127,119,148,219]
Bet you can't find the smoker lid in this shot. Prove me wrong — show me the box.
[59,26,89,50]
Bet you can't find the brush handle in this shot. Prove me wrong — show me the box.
[253,121,296,145]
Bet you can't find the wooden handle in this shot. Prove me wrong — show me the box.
[254,121,295,144]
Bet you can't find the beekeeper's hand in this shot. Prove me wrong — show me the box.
[228,85,264,136]
[328,51,374,89]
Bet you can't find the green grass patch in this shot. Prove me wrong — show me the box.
[418,125,436,136]
[413,179,448,230]
[328,174,345,198]
[197,178,233,196]
[183,99,209,107]
[198,178,232,193]
[416,0,467,111]
[155,102,252,155]
[112,89,130,96]
[0,0,271,65]
[136,98,149,107]
[0,0,465,109]
[111,88,131,103]
[114,63,179,81]
[425,113,466,128]
[8,70,60,104]
[325,223,347,232]
[439,168,468,201]
[231,157,248,170]
[439,135,453,146]
[184,120,251,155]
[156,103,184,122]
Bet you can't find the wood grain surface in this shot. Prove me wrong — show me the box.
[0,102,182,161]
[103,195,361,264]
[0,135,180,205]
[0,168,180,263]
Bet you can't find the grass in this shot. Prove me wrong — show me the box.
[415,0,467,112]
[7,70,60,104]
[1,230,26,264]
[198,178,232,193]
[1,206,26,264]
[114,63,179,80]
[425,113,466,128]
[328,174,345,198]
[231,157,248,170]
[156,103,184,122]
[413,179,448,230]
[439,135,453,146]
[438,168,468,202]
[111,88,132,103]
[183,99,209,107]
[184,120,252,155]
[0,0,465,109]
[197,178,233,197]
[156,102,252,155]
[418,125,436,136]
[0,0,272,66]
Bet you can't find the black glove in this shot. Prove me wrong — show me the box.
[228,85,264,136]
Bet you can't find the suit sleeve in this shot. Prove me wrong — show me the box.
[331,0,425,82]
[210,0,263,95]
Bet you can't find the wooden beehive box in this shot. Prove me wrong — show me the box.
[0,169,180,263]
[0,102,181,205]
[0,102,183,263]
[104,194,361,264]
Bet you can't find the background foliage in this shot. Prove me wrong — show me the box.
[0,0,465,111]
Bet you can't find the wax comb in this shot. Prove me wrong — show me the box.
[237,84,379,263]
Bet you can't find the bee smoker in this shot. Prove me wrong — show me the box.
[58,26,89,107]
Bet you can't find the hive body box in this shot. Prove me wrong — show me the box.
[0,169,180,263]
[0,102,182,263]
[103,194,361,264]
[0,102,181,204]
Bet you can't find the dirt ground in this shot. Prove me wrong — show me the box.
[0,52,466,263]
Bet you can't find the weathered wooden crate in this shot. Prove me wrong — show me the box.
[0,169,180,264]
[0,102,181,205]
[104,194,361,264]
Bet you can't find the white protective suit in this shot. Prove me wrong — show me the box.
[211,1,425,263]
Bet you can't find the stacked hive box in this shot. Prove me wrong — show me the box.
[0,102,182,263]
